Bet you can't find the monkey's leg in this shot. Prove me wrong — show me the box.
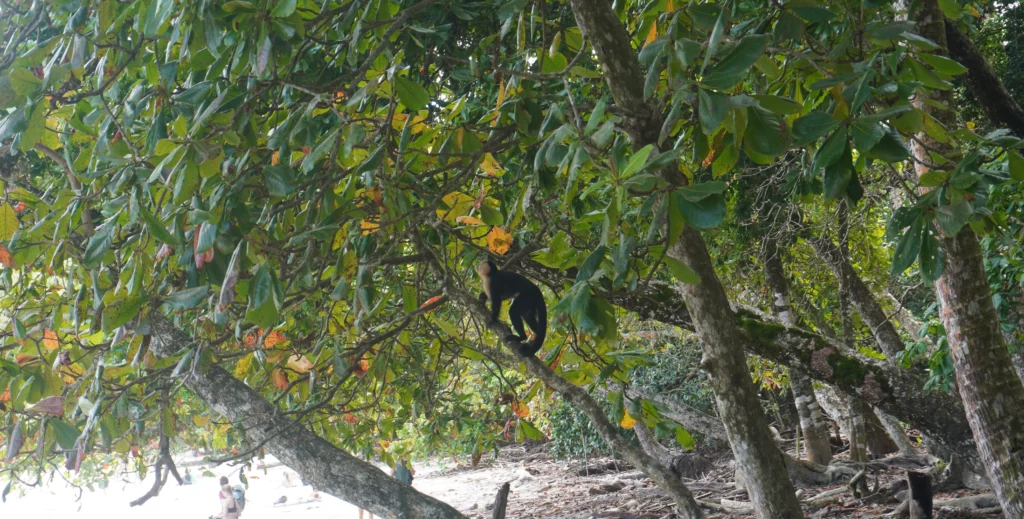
[507,298,528,343]
[519,311,544,356]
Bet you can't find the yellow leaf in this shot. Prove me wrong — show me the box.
[43,329,59,350]
[970,5,980,17]
[966,121,976,130]
[486,227,512,254]
[271,151,280,166]
[644,21,658,47]
[0,203,18,240]
[234,353,253,378]
[491,81,506,127]
[455,216,486,226]
[620,410,637,430]
[193,415,211,427]
[360,218,380,235]
[287,354,314,373]
[479,152,504,176]
[667,0,675,10]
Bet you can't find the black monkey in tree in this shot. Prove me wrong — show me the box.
[476,259,547,357]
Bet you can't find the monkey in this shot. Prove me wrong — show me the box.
[476,259,547,357]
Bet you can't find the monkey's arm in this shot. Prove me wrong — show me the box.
[489,294,501,323]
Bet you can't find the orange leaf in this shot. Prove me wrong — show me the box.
[343,413,357,424]
[455,216,485,226]
[644,21,658,47]
[272,368,289,389]
[419,295,444,311]
[667,0,675,10]
[12,202,26,212]
[271,151,280,166]
[0,384,10,402]
[486,227,512,254]
[511,399,530,418]
[0,245,16,268]
[43,329,59,350]
[15,354,37,365]
[263,330,287,348]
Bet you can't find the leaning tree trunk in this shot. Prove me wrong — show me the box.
[762,243,833,465]
[913,1,1024,516]
[567,2,803,517]
[144,313,466,519]
[521,260,983,471]
[808,236,907,360]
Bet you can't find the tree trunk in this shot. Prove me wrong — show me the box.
[518,260,984,475]
[568,2,803,517]
[908,471,934,519]
[913,2,1024,516]
[145,314,465,519]
[874,408,918,456]
[808,236,906,360]
[944,19,1024,138]
[626,387,728,443]
[491,483,510,519]
[762,245,833,465]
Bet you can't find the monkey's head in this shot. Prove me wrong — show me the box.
[476,259,496,278]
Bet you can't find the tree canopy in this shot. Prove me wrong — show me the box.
[1,0,1023,517]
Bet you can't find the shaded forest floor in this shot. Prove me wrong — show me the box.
[414,442,1004,519]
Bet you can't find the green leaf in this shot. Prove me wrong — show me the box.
[1008,150,1024,182]
[792,111,840,146]
[576,246,607,282]
[753,95,803,114]
[664,256,700,284]
[919,222,944,282]
[702,34,769,90]
[519,420,545,441]
[263,165,297,197]
[865,126,911,163]
[675,425,696,450]
[822,144,853,200]
[8,68,42,96]
[938,0,961,18]
[144,0,175,38]
[194,222,217,254]
[164,286,210,310]
[678,193,725,229]
[48,419,81,449]
[622,145,655,178]
[394,76,430,111]
[698,89,729,134]
[701,4,729,75]
[850,119,885,151]
[102,294,148,333]
[83,225,114,268]
[891,217,925,276]
[270,0,297,17]
[678,181,727,202]
[918,53,968,76]
[139,206,179,246]
[744,106,787,157]
[791,6,836,23]
[813,127,848,170]
[674,39,702,68]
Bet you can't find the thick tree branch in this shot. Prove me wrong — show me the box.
[945,20,1024,137]
[143,312,465,519]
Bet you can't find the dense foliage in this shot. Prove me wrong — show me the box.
[0,0,1022,513]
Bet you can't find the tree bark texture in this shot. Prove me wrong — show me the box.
[944,20,1024,138]
[915,2,1024,515]
[568,2,803,516]
[145,314,466,519]
[808,237,906,361]
[446,288,705,518]
[875,408,918,456]
[762,245,833,465]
